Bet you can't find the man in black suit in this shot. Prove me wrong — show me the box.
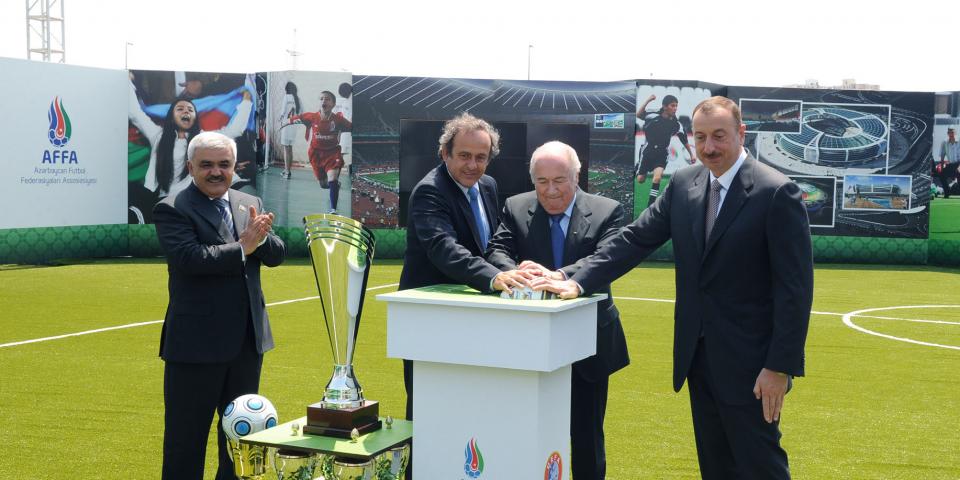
[485,141,629,480]
[154,131,285,480]
[398,113,530,477]
[537,97,813,479]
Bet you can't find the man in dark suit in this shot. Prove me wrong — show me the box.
[399,113,530,478]
[153,131,286,480]
[537,97,813,479]
[485,141,629,480]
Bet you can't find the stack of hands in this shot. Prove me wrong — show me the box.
[492,261,580,299]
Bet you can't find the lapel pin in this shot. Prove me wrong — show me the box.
[239,204,246,212]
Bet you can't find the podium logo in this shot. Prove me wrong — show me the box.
[463,437,484,478]
[544,451,562,480]
[47,97,72,147]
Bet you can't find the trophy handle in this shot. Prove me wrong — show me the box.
[273,448,283,479]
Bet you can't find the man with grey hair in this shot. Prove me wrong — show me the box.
[486,140,629,480]
[154,131,285,480]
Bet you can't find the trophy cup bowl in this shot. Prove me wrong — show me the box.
[273,449,320,480]
[303,214,382,438]
[228,441,270,480]
[318,455,376,480]
[374,443,410,480]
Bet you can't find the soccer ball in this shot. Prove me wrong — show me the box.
[222,394,279,441]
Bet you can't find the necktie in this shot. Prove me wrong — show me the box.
[551,214,565,269]
[705,179,722,241]
[468,186,488,250]
[214,197,236,240]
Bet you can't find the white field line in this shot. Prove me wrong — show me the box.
[841,305,960,351]
[0,283,399,349]
[3,288,955,349]
[613,298,960,325]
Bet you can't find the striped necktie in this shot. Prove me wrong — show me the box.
[705,179,722,241]
[214,197,236,240]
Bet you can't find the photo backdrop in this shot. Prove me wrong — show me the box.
[127,69,259,224]
[261,71,353,226]
[726,86,934,240]
[0,56,955,266]
[352,76,636,232]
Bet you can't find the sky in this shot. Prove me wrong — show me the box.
[0,0,954,92]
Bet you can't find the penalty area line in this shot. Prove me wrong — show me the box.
[0,283,400,349]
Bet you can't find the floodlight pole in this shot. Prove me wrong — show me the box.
[286,28,302,71]
[26,0,66,63]
[125,41,133,69]
[527,44,533,81]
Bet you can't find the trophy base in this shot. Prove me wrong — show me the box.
[304,400,382,438]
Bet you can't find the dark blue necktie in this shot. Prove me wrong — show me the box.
[214,197,236,240]
[551,213,565,269]
[468,186,488,250]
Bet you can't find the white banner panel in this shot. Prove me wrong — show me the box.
[0,58,126,228]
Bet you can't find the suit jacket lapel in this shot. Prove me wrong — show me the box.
[231,192,247,240]
[526,202,553,267]
[565,195,591,267]
[688,168,710,258]
[703,156,755,260]
[187,183,231,243]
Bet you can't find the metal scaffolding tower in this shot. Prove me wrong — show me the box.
[26,0,66,63]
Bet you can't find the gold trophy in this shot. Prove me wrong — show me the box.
[303,214,382,438]
[318,455,376,480]
[273,449,320,480]
[228,442,269,479]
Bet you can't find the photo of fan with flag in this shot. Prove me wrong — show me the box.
[126,70,258,224]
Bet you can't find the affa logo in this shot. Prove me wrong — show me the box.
[544,451,562,480]
[463,437,485,478]
[42,96,78,164]
[48,97,71,147]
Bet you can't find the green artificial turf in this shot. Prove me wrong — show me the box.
[930,197,960,240]
[1,260,958,479]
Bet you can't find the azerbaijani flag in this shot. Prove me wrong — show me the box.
[142,83,256,132]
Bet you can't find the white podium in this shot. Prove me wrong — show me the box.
[377,284,606,479]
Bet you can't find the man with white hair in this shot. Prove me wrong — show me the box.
[153,131,286,480]
[486,141,629,480]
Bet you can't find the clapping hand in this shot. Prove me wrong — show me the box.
[239,205,275,255]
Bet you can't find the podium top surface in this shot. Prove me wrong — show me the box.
[240,416,411,459]
[376,284,607,312]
